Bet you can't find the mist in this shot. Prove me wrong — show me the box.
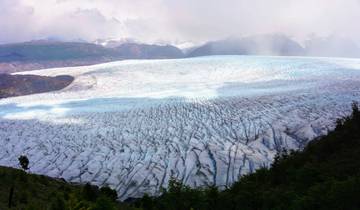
[1,0,360,48]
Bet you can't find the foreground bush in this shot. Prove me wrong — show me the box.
[0,167,138,210]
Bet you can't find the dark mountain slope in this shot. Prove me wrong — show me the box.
[0,41,119,63]
[115,43,184,59]
[0,41,120,73]
[0,74,74,99]
[0,41,184,73]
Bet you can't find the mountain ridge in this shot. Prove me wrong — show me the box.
[0,41,185,73]
[1,34,360,74]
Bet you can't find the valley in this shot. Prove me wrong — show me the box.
[1,55,360,200]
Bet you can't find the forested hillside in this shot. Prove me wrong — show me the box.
[0,165,138,210]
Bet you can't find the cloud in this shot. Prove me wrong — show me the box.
[0,0,128,43]
[161,0,360,44]
[0,0,36,43]
[1,0,360,45]
[38,8,125,41]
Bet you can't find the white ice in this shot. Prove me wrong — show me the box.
[1,55,360,199]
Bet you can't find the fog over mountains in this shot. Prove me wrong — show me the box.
[1,34,360,73]
[187,35,305,57]
[305,36,360,58]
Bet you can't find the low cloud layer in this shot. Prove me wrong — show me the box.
[1,0,360,45]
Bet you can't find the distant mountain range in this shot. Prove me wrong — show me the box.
[115,43,184,59]
[187,34,360,58]
[187,35,306,57]
[1,34,360,73]
[0,41,185,73]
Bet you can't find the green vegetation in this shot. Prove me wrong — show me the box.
[1,103,360,209]
[134,102,360,210]
[0,166,138,210]
[17,156,29,171]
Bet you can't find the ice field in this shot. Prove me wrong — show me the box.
[1,55,360,199]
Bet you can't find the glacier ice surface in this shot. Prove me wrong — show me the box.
[1,55,360,199]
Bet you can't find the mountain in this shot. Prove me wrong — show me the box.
[187,34,305,57]
[0,41,122,63]
[2,35,360,75]
[0,74,74,98]
[0,41,184,73]
[115,43,184,59]
[93,38,138,48]
[305,36,360,58]
[0,41,120,73]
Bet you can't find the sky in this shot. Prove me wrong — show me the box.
[1,0,360,46]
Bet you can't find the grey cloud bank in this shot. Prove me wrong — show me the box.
[1,0,360,46]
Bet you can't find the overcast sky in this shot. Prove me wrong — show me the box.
[1,0,360,46]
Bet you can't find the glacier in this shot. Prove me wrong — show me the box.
[1,55,360,200]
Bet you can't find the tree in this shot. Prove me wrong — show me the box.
[100,186,118,202]
[8,185,14,208]
[91,197,116,210]
[49,196,66,210]
[140,194,154,210]
[18,155,29,171]
[82,183,99,201]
